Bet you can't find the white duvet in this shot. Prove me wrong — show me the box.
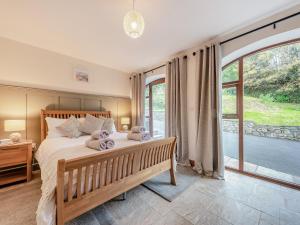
[35,132,144,225]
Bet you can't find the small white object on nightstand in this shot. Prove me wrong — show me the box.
[4,120,25,143]
[121,117,130,131]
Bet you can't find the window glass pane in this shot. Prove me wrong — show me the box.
[222,87,237,114]
[223,119,239,169]
[222,61,239,83]
[145,85,149,97]
[152,82,165,138]
[144,117,150,132]
[145,97,150,117]
[243,42,300,184]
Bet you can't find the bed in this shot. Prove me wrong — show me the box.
[36,110,176,225]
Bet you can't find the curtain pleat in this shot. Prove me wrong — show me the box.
[131,73,145,127]
[194,44,224,178]
[166,57,189,163]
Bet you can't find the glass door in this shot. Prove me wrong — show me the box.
[222,60,243,170]
[145,78,166,138]
[222,39,300,188]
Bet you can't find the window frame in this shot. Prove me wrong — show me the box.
[222,38,300,190]
[145,78,165,136]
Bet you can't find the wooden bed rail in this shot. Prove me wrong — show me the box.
[56,137,176,225]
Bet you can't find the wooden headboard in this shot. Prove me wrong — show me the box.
[40,109,111,141]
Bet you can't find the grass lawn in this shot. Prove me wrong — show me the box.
[222,95,300,126]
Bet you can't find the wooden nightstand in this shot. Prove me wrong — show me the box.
[0,141,32,186]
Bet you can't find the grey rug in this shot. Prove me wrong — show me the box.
[142,166,199,202]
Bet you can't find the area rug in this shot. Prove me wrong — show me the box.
[142,166,199,202]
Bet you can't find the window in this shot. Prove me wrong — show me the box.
[222,39,300,187]
[145,78,166,138]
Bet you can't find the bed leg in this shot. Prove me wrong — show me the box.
[170,168,176,186]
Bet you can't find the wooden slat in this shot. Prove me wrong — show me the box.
[92,163,98,191]
[96,162,101,189]
[84,165,90,194]
[111,157,118,183]
[76,167,82,199]
[105,159,112,185]
[99,161,106,188]
[127,153,133,175]
[122,154,129,178]
[140,150,145,170]
[144,149,150,169]
[117,155,124,180]
[67,170,73,202]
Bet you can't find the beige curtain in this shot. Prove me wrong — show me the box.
[194,44,224,178]
[166,57,189,163]
[131,73,145,126]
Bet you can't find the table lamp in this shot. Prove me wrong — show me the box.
[121,117,130,131]
[4,120,25,143]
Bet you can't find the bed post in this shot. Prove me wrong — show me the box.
[40,109,46,142]
[57,159,66,225]
[170,137,177,185]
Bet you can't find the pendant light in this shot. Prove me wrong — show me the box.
[123,0,145,38]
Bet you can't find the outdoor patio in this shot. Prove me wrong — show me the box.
[223,132,300,185]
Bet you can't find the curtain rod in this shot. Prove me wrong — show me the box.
[220,11,300,46]
[143,55,187,74]
[144,64,166,74]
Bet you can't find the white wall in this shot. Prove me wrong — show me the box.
[0,37,131,97]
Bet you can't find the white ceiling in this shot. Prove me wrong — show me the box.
[0,0,299,72]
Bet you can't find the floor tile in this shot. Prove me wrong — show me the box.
[153,211,193,225]
[279,209,300,225]
[208,196,261,225]
[259,212,279,225]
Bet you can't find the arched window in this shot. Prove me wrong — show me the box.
[145,78,165,137]
[222,38,300,187]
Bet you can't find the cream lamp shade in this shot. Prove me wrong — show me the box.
[121,117,130,131]
[121,117,130,125]
[4,120,25,132]
[4,120,25,143]
[123,10,145,39]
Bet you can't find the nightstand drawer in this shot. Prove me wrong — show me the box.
[0,147,27,168]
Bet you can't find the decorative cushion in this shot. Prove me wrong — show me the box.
[45,117,66,138]
[101,117,116,133]
[79,114,105,134]
[57,116,82,138]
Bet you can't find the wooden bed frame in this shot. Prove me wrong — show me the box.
[40,110,177,225]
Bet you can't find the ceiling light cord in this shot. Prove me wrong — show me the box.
[132,0,135,10]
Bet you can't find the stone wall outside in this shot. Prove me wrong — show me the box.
[223,120,300,141]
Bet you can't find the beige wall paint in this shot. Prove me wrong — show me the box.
[0,84,131,145]
[0,37,131,97]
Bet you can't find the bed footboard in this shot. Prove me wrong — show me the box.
[56,137,176,225]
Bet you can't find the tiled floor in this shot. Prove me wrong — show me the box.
[67,170,300,225]
[224,156,300,185]
[1,170,300,225]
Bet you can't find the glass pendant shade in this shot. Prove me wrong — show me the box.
[123,10,144,38]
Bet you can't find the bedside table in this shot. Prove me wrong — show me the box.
[0,141,32,186]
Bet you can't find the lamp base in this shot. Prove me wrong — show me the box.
[9,132,22,143]
[122,125,129,131]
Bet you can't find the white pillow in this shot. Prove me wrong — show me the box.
[57,116,82,138]
[45,117,66,138]
[112,123,117,133]
[79,114,105,134]
[101,117,116,134]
